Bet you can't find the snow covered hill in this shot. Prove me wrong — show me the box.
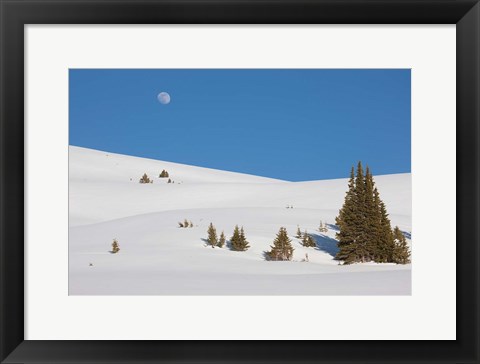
[69,146,412,295]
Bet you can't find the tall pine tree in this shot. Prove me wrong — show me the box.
[362,166,378,261]
[335,166,359,263]
[335,162,399,264]
[376,189,395,262]
[353,162,372,262]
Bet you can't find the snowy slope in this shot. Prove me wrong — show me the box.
[69,146,412,295]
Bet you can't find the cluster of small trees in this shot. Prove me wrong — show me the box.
[206,223,249,251]
[205,224,319,260]
[139,172,175,184]
[139,173,152,184]
[159,169,169,178]
[207,223,225,248]
[230,225,250,251]
[335,162,411,264]
[295,226,317,248]
[179,219,194,228]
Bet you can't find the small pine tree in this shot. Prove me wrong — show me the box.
[218,231,226,248]
[319,220,328,233]
[267,227,294,261]
[301,231,316,248]
[159,170,166,178]
[189,221,194,228]
[184,219,189,228]
[207,222,218,248]
[230,225,240,249]
[392,226,411,264]
[178,222,184,228]
[296,225,302,238]
[167,178,172,183]
[111,239,120,253]
[301,230,308,246]
[139,173,151,184]
[230,225,250,251]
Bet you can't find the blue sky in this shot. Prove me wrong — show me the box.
[69,69,410,181]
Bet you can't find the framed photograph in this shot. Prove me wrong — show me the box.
[1,0,478,363]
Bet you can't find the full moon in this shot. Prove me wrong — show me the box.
[157,92,171,105]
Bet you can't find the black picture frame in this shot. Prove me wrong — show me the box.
[1,1,478,363]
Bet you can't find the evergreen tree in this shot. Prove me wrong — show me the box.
[301,231,316,248]
[301,230,308,246]
[139,173,151,184]
[319,220,328,233]
[362,166,379,262]
[353,162,371,262]
[207,222,218,248]
[111,239,120,253]
[335,166,358,263]
[375,188,395,262]
[392,226,411,264]
[335,163,396,264]
[239,227,250,251]
[296,225,302,238]
[230,225,250,251]
[267,227,294,261]
[230,225,240,249]
[218,231,226,248]
[184,219,189,228]
[159,169,170,178]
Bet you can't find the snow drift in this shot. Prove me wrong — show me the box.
[69,146,411,295]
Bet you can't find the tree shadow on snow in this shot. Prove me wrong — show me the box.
[200,238,212,247]
[326,223,339,232]
[201,238,232,249]
[310,233,339,257]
